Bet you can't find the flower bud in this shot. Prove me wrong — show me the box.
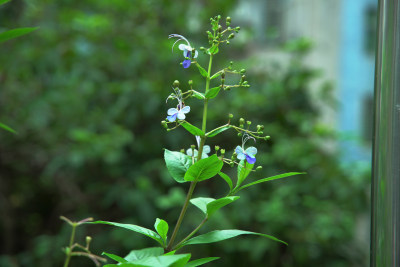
[228,33,235,39]
[226,16,231,26]
[230,162,234,167]
[217,15,221,20]
[215,145,220,151]
[229,113,233,119]
[191,144,196,149]
[264,136,270,140]
[238,132,242,137]
[161,121,168,129]
[226,41,230,45]
[256,166,263,171]
[188,80,193,85]
[218,25,222,32]
[173,80,180,88]
[240,69,246,74]
[235,26,241,32]
[258,131,264,135]
[239,118,245,125]
[220,149,225,155]
[247,120,251,125]
[230,61,234,65]
[86,236,92,245]
[257,125,261,131]
[180,149,185,153]
[200,46,205,50]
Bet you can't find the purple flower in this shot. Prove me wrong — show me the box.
[235,133,257,164]
[167,105,190,122]
[169,34,198,69]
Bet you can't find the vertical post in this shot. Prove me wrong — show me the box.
[371,0,400,266]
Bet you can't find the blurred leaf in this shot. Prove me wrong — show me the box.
[0,0,10,6]
[124,247,164,262]
[236,160,254,187]
[164,149,192,183]
[210,71,223,80]
[0,122,16,133]
[191,90,205,99]
[184,155,223,182]
[0,27,38,43]
[191,196,240,217]
[109,254,191,267]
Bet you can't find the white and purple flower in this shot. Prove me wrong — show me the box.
[169,34,198,69]
[167,104,190,122]
[235,134,257,164]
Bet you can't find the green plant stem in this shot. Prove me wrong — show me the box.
[166,181,197,251]
[173,217,208,251]
[166,54,214,251]
[63,223,77,267]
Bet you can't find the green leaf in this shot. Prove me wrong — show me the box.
[191,90,205,99]
[218,172,233,192]
[210,71,223,80]
[0,0,10,6]
[185,257,220,267]
[0,27,38,43]
[124,247,164,262]
[205,87,220,99]
[238,172,305,191]
[182,230,287,247]
[206,125,230,137]
[164,149,192,183]
[184,154,223,182]
[180,121,205,137]
[0,122,16,133]
[190,196,239,217]
[196,63,208,78]
[237,160,254,187]
[154,218,168,244]
[118,254,191,267]
[209,45,219,55]
[190,197,214,214]
[90,221,164,246]
[206,196,239,217]
[103,252,128,263]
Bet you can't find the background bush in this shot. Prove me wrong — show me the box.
[0,1,369,266]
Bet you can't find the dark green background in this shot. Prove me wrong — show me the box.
[0,1,370,266]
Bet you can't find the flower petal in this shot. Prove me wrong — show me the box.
[182,59,191,68]
[167,108,178,115]
[193,50,198,58]
[167,113,177,122]
[177,111,186,120]
[178,44,187,51]
[235,146,244,155]
[246,155,256,164]
[245,146,257,156]
[203,145,211,154]
[181,106,190,114]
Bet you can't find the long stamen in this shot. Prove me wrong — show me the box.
[168,34,191,52]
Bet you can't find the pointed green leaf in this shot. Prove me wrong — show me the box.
[0,0,10,6]
[190,197,214,214]
[190,197,239,217]
[182,230,287,247]
[196,63,208,78]
[205,87,221,99]
[90,221,163,246]
[209,45,219,55]
[0,27,38,43]
[154,218,168,244]
[206,125,231,137]
[185,257,220,267]
[164,149,192,183]
[0,122,16,133]
[124,247,164,262]
[191,90,205,99]
[180,121,205,136]
[218,172,233,192]
[206,196,239,217]
[103,252,128,263]
[210,71,223,80]
[184,154,223,182]
[238,172,305,191]
[237,160,254,187]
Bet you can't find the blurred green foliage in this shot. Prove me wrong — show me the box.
[0,0,369,266]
